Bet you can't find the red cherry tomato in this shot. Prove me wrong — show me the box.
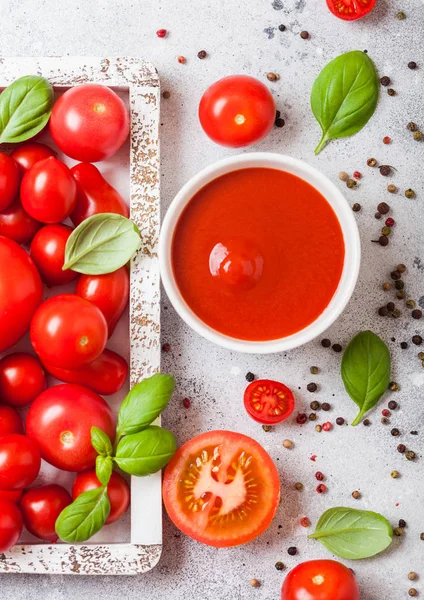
[43,349,128,396]
[0,353,46,408]
[326,0,376,20]
[76,267,130,337]
[30,294,108,369]
[0,197,41,244]
[0,434,41,490]
[72,470,130,524]
[0,489,22,503]
[199,75,276,148]
[0,237,43,352]
[0,406,23,438]
[0,153,20,211]
[20,157,77,224]
[244,380,295,425]
[0,499,23,552]
[281,560,360,600]
[20,484,72,542]
[10,142,56,176]
[30,224,78,287]
[50,84,130,162]
[70,163,129,226]
[26,383,115,472]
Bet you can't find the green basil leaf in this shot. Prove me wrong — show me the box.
[91,426,113,457]
[55,486,110,543]
[116,373,176,438]
[308,507,393,560]
[311,50,379,154]
[114,426,177,476]
[96,455,113,486]
[62,213,141,275]
[341,330,390,426]
[0,75,54,143]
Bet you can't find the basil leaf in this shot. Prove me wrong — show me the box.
[0,75,54,143]
[311,50,379,154]
[96,455,113,486]
[62,213,141,275]
[308,507,393,560]
[55,486,110,543]
[91,426,113,457]
[341,330,390,426]
[116,373,176,438]
[114,426,177,476]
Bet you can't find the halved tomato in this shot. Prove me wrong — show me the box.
[326,0,376,21]
[163,430,280,547]
[244,380,295,425]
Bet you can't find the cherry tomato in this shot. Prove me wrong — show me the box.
[43,349,128,396]
[0,237,43,352]
[10,142,56,176]
[70,163,129,226]
[199,75,276,148]
[0,434,41,490]
[26,383,115,472]
[0,489,22,503]
[0,499,23,552]
[0,197,41,244]
[326,0,376,20]
[0,406,23,438]
[76,267,130,337]
[30,224,78,287]
[30,294,108,369]
[163,430,280,547]
[0,153,20,211]
[72,470,130,524]
[0,353,46,408]
[20,484,72,542]
[281,560,360,600]
[50,84,130,162]
[20,157,77,224]
[244,380,295,425]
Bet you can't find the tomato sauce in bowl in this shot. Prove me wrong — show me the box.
[171,167,345,341]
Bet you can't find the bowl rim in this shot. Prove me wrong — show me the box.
[159,152,361,354]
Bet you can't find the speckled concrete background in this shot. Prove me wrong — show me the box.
[1,0,423,598]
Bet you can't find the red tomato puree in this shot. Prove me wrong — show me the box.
[172,168,345,341]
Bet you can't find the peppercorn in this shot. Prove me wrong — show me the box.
[396,290,405,300]
[262,425,273,432]
[250,578,261,588]
[378,202,390,214]
[336,417,345,426]
[352,490,361,499]
[162,90,171,99]
[275,561,285,571]
[418,352,424,360]
[275,118,285,127]
[375,212,382,220]
[307,382,318,392]
[267,72,280,82]
[399,519,407,528]
[346,179,357,189]
[392,308,401,318]
[162,342,171,352]
[183,397,191,408]
[382,226,392,236]
[387,88,396,96]
[408,573,417,581]
[363,419,371,426]
[408,61,417,70]
[397,444,406,454]
[332,343,342,353]
[407,300,417,309]
[278,24,286,31]
[390,270,401,280]
[309,413,317,421]
[406,450,416,461]
[413,131,423,141]
[381,417,390,425]
[389,382,399,391]
[412,309,423,319]
[283,439,293,449]
[394,527,404,536]
[315,424,322,432]
[387,302,395,311]
[321,338,331,348]
[322,422,332,431]
[296,413,307,424]
[321,402,331,411]
[400,342,408,349]
[316,484,327,494]
[310,366,319,375]
[300,31,309,39]
[395,280,404,290]
[391,470,400,478]
[197,50,207,59]
[177,55,187,64]
[397,263,406,273]
[294,482,304,491]
[397,10,406,19]
[353,171,362,179]
[300,517,310,527]
[383,282,392,291]
[405,188,416,199]
[315,471,325,481]
[287,547,297,556]
[245,372,255,382]
[388,400,398,410]
[421,533,424,540]
[380,76,391,86]
[338,171,349,181]
[409,590,418,597]
[383,136,391,144]
[156,29,167,37]
[382,409,391,417]
[310,400,321,410]
[352,203,361,212]
[387,184,397,193]
[408,122,418,132]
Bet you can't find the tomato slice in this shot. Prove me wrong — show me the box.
[244,380,295,424]
[163,430,280,547]
[326,0,376,20]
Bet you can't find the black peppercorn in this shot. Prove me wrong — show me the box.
[400,342,408,349]
[396,290,405,300]
[321,338,331,348]
[275,561,285,571]
[420,533,424,540]
[300,31,309,39]
[275,118,285,128]
[378,307,389,316]
[310,400,321,410]
[262,425,273,432]
[332,343,342,353]
[363,419,371,426]
[412,335,422,345]
[379,165,392,176]
[387,88,396,96]
[245,372,255,382]
[278,24,286,31]
[336,417,345,426]
[380,76,391,86]
[307,382,318,392]
[276,110,281,119]
[197,50,207,59]
[408,61,417,69]
[399,519,407,528]
[412,309,423,319]
[287,547,297,556]
[391,428,400,437]
[321,402,331,411]
[309,413,317,421]
[381,417,390,425]
[397,443,406,453]
[378,202,390,214]
[395,280,404,290]
[388,400,398,410]
[390,271,401,281]
[352,203,361,212]
[387,302,395,311]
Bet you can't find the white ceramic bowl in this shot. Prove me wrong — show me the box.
[159,153,361,354]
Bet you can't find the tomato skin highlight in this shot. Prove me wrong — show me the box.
[244,379,295,425]
[0,405,24,438]
[281,560,360,600]
[70,163,129,226]
[76,267,130,337]
[0,434,41,490]
[72,470,130,524]
[10,142,56,176]
[0,153,20,211]
[30,224,78,287]
[30,294,108,369]
[0,353,46,408]
[50,84,130,162]
[199,75,276,148]
[0,499,23,552]
[0,197,42,245]
[326,0,376,20]
[20,484,72,542]
[0,237,43,352]
[43,349,128,396]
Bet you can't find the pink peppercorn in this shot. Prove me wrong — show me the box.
[315,471,325,481]
[383,136,391,144]
[353,171,362,179]
[162,343,171,353]
[300,517,310,527]
[177,55,186,64]
[316,484,327,494]
[322,422,332,431]
[382,409,391,417]
[385,217,395,227]
[296,413,307,424]
[183,397,191,408]
[310,454,317,461]
[156,29,167,38]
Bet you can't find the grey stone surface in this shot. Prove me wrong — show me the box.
[0,0,423,598]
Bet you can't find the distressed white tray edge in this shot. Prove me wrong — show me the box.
[0,57,162,575]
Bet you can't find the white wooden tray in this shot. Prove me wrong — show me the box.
[0,57,162,575]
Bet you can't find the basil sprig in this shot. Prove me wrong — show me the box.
[341,330,390,426]
[115,426,177,476]
[308,507,393,560]
[55,486,111,544]
[62,213,141,275]
[0,75,54,143]
[311,50,379,154]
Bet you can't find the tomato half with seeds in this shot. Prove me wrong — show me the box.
[281,560,360,600]
[326,0,376,20]
[163,430,280,547]
[244,380,295,425]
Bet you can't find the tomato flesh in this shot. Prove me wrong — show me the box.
[326,0,376,20]
[281,560,360,600]
[244,380,295,424]
[163,430,280,547]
